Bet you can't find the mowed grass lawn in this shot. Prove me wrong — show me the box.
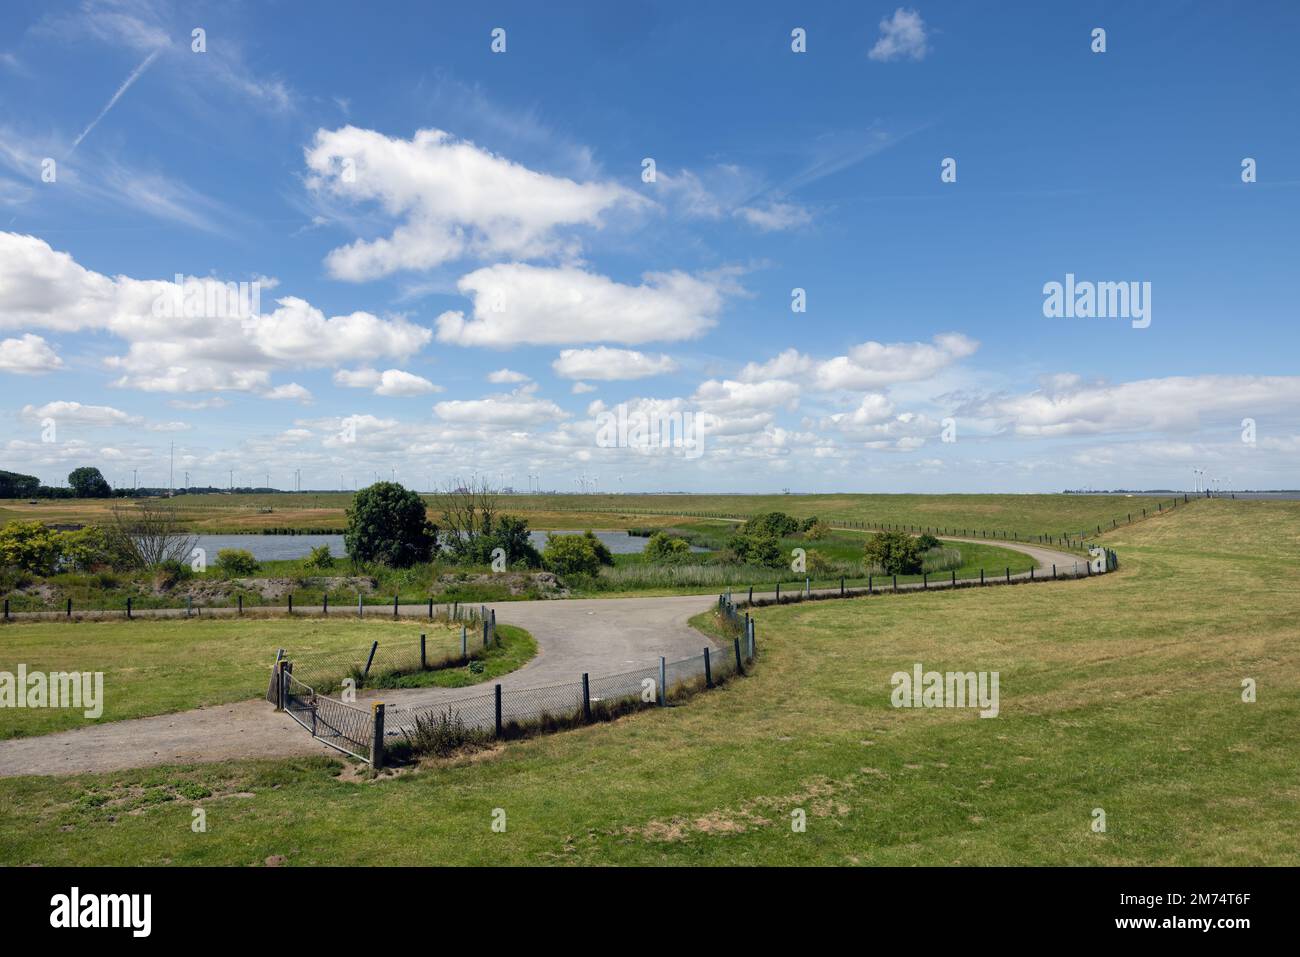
[1,498,1296,865]
[0,618,467,738]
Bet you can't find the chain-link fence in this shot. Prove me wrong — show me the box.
[273,594,755,766]
[281,668,373,761]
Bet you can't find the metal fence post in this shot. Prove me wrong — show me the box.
[288,594,293,615]
[490,608,497,644]
[323,594,328,615]
[420,633,426,670]
[582,673,591,722]
[658,657,667,706]
[1006,567,1010,583]
[893,575,898,592]
[704,647,713,688]
[923,572,927,590]
[363,640,378,681]
[371,703,385,770]
[483,619,489,647]
[3,598,7,621]
[428,597,433,620]
[393,594,399,619]
[748,585,753,604]
[951,570,956,587]
[840,576,845,596]
[126,597,132,619]
[461,625,467,658]
[868,574,873,594]
[980,569,984,585]
[494,684,503,738]
[1052,564,1057,579]
[186,595,192,618]
[66,598,72,618]
[358,595,363,617]
[734,637,743,675]
[748,618,755,659]
[776,582,780,603]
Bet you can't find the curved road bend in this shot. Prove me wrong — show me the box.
[0,538,1085,777]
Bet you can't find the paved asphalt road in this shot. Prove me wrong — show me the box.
[0,537,1089,777]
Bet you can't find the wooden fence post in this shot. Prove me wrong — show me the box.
[371,703,386,770]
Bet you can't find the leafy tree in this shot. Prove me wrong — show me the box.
[729,532,784,568]
[644,531,691,564]
[542,533,604,577]
[0,521,62,574]
[68,466,112,498]
[488,515,542,567]
[916,533,940,552]
[0,470,40,498]
[742,511,801,539]
[216,548,260,575]
[864,531,923,575]
[344,482,437,568]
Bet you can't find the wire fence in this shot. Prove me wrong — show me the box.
[0,592,491,624]
[274,593,754,766]
[509,494,1193,550]
[281,669,374,761]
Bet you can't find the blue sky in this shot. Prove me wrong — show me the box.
[1,0,1297,493]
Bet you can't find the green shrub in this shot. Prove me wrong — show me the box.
[216,548,260,575]
[864,531,923,575]
[643,531,691,564]
[728,532,784,568]
[152,560,193,590]
[803,518,832,540]
[542,533,605,577]
[303,544,335,569]
[404,709,491,758]
[916,533,940,552]
[742,512,801,539]
[0,521,63,575]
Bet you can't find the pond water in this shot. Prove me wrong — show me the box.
[194,529,707,561]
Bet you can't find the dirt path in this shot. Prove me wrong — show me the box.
[0,537,1087,778]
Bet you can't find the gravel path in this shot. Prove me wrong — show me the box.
[0,538,1087,778]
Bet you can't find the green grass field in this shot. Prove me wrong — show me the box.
[1,490,1180,538]
[0,618,534,738]
[1,497,1294,866]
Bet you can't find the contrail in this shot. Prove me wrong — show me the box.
[70,49,160,152]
